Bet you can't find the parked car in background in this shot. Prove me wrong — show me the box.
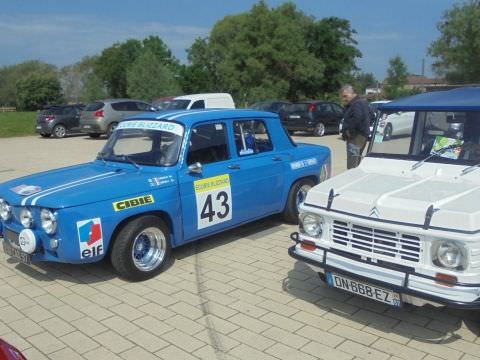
[164,93,235,110]
[281,101,344,136]
[250,100,290,114]
[0,109,331,281]
[289,87,480,310]
[152,96,175,110]
[79,99,155,138]
[378,110,415,140]
[35,104,85,138]
[369,100,391,116]
[338,100,389,136]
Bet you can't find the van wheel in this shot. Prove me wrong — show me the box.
[52,124,66,138]
[383,123,393,141]
[111,215,171,281]
[313,123,325,137]
[282,179,315,224]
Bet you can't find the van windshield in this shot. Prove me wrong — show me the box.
[370,111,480,165]
[165,100,190,110]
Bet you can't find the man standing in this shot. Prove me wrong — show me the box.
[340,85,371,169]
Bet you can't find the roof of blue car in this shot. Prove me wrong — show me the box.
[126,109,278,125]
[379,87,480,111]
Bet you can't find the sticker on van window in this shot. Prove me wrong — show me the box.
[194,174,232,229]
[374,134,384,143]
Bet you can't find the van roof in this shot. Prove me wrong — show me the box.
[174,93,233,101]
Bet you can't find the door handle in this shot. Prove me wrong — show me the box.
[272,156,282,161]
[228,164,240,169]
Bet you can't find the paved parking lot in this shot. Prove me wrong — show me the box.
[0,133,479,360]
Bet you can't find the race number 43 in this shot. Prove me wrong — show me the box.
[194,174,232,229]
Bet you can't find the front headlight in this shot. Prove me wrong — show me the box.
[40,209,57,234]
[300,213,324,238]
[20,208,33,228]
[0,198,11,221]
[432,240,468,270]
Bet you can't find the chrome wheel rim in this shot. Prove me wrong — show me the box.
[296,184,312,210]
[54,126,66,138]
[315,123,325,136]
[131,227,166,272]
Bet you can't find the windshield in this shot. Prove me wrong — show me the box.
[164,100,190,110]
[99,120,184,166]
[370,111,480,165]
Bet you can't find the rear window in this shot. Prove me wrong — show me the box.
[85,102,104,111]
[286,103,310,112]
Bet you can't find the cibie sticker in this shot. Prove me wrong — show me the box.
[194,174,232,229]
[117,120,184,136]
[77,218,104,259]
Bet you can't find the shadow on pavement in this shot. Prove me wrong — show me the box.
[283,260,480,344]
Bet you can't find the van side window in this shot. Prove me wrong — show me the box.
[190,100,205,109]
[234,120,273,156]
[187,123,229,165]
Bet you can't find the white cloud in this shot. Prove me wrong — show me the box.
[0,14,210,66]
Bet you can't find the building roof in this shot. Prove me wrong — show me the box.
[379,87,480,111]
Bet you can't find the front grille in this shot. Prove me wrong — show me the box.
[332,220,421,263]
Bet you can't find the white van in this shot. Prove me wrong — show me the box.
[165,93,235,110]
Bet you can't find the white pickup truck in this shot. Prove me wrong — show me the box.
[289,87,480,309]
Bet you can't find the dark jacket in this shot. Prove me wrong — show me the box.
[342,96,371,139]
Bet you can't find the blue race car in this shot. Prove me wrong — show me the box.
[0,109,331,280]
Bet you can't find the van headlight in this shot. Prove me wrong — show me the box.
[432,240,468,270]
[40,209,57,234]
[300,213,324,238]
[0,198,11,221]
[20,208,33,228]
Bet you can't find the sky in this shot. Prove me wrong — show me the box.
[0,0,459,81]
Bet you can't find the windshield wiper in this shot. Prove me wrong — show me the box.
[411,143,462,171]
[460,162,480,176]
[119,154,140,170]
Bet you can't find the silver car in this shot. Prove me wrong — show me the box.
[80,99,154,138]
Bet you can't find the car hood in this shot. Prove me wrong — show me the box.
[305,158,480,232]
[0,162,176,209]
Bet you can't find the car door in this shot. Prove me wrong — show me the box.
[67,106,81,131]
[229,119,285,218]
[178,122,238,242]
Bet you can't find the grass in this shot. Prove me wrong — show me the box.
[0,112,37,137]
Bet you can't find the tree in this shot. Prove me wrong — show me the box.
[352,72,377,95]
[429,0,480,82]
[0,60,57,107]
[127,50,181,101]
[95,36,180,98]
[16,74,63,110]
[383,56,409,99]
[184,1,360,104]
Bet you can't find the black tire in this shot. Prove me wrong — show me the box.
[88,133,101,139]
[383,123,393,141]
[40,133,51,138]
[282,178,315,224]
[107,122,118,138]
[110,215,171,281]
[313,122,325,137]
[52,124,67,138]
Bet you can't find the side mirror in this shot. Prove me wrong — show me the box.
[188,162,203,174]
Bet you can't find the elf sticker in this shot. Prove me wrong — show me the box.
[77,218,104,259]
